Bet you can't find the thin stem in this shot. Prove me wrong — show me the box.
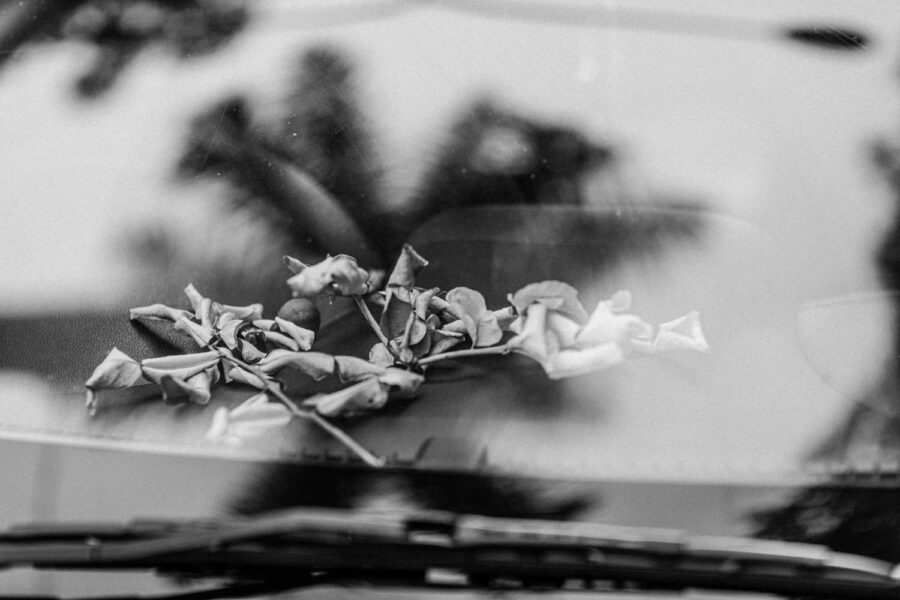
[218,352,385,468]
[400,310,417,351]
[305,412,386,468]
[418,344,512,366]
[353,294,402,361]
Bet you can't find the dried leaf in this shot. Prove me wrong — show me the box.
[86,383,161,415]
[130,316,201,353]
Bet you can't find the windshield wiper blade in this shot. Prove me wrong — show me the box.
[2,508,899,599]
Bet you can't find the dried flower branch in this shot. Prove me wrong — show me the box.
[86,244,707,468]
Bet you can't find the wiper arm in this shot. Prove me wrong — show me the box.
[2,508,899,599]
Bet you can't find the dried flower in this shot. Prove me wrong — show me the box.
[508,287,707,380]
[285,254,371,297]
[445,287,504,347]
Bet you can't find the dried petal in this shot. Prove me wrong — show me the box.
[131,316,201,354]
[387,244,428,289]
[446,287,503,347]
[543,343,626,380]
[257,349,335,380]
[239,339,266,363]
[173,317,215,347]
[86,383,160,415]
[129,304,193,322]
[140,352,220,385]
[218,319,244,350]
[509,281,589,324]
[85,348,144,390]
[286,254,370,297]
[377,368,424,397]
[283,255,306,274]
[574,294,653,349]
[380,293,414,341]
[428,295,461,322]
[303,377,388,417]
[197,298,214,328]
[415,288,440,320]
[227,365,268,389]
[263,330,300,352]
[368,343,395,368]
[183,284,206,314]
[139,351,220,371]
[273,317,315,351]
[494,306,518,330]
[507,303,551,363]
[547,312,582,349]
[156,367,219,405]
[429,329,463,355]
[215,302,263,322]
[334,355,385,382]
[653,311,709,353]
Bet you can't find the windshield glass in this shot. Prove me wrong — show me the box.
[1,1,899,597]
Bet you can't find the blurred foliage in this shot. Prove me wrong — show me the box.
[230,463,594,521]
[279,46,385,243]
[751,92,900,562]
[0,0,248,97]
[753,485,900,562]
[175,46,619,270]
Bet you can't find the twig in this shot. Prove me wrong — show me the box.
[400,310,417,352]
[418,344,512,366]
[218,352,385,468]
[353,294,402,362]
